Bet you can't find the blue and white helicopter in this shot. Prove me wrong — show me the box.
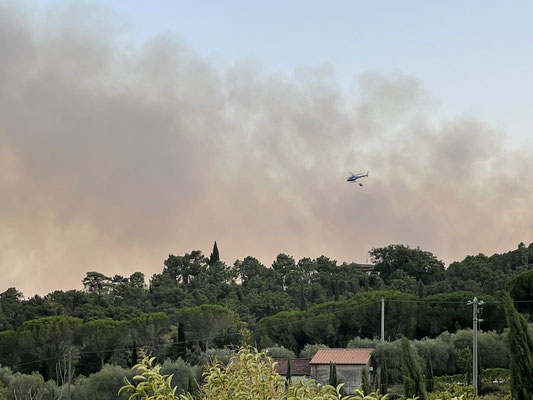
[347,171,369,186]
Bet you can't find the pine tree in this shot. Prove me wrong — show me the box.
[361,367,370,395]
[401,337,426,400]
[329,362,338,387]
[209,241,220,265]
[502,291,533,399]
[425,356,434,392]
[380,355,388,394]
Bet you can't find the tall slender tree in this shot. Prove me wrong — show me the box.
[167,322,187,361]
[131,341,138,367]
[329,362,338,387]
[401,336,426,400]
[361,367,370,395]
[187,377,196,395]
[425,356,434,392]
[502,291,533,399]
[209,241,220,265]
[285,357,292,384]
[459,347,472,385]
[380,355,388,394]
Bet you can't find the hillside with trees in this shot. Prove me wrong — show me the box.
[0,242,532,398]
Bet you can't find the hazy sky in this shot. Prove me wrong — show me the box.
[2,1,533,296]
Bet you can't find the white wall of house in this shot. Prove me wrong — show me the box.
[287,375,310,383]
[311,363,373,394]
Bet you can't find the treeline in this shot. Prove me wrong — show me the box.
[3,243,532,329]
[0,242,532,384]
[0,305,243,380]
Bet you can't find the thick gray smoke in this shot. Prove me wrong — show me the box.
[1,3,532,296]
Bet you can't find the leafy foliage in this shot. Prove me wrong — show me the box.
[506,269,533,316]
[328,363,338,387]
[201,346,284,399]
[119,353,192,400]
[458,347,473,385]
[402,337,426,400]
[0,243,531,399]
[198,346,389,400]
[265,345,296,359]
[426,356,434,392]
[361,367,370,395]
[426,383,477,400]
[73,364,134,400]
[380,353,388,394]
[4,372,57,400]
[370,244,445,285]
[501,292,533,399]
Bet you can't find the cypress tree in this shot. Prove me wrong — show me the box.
[167,323,187,361]
[130,341,138,367]
[187,377,195,395]
[380,355,388,394]
[425,356,434,392]
[286,357,292,384]
[417,281,426,297]
[459,347,472,385]
[401,337,426,400]
[329,362,338,387]
[361,367,370,395]
[209,241,220,265]
[298,281,306,310]
[502,291,533,399]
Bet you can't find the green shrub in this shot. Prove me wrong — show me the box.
[160,358,202,394]
[264,344,296,359]
[6,372,57,400]
[72,365,133,400]
[120,355,191,400]
[427,384,477,400]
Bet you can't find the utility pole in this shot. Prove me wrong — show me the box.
[467,297,484,396]
[381,298,385,342]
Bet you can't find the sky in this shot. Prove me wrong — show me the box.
[1,0,533,296]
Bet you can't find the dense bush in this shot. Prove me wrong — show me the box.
[160,358,202,394]
[448,330,509,369]
[427,384,477,400]
[346,328,511,387]
[72,365,134,400]
[4,372,58,400]
[122,347,392,400]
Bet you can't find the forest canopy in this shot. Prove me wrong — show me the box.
[0,241,531,394]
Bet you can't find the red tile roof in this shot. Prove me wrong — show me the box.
[274,358,311,375]
[309,348,373,365]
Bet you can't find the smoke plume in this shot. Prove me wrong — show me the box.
[1,3,532,296]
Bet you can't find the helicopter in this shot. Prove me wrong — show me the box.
[347,171,369,186]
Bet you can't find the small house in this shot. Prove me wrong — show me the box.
[309,348,376,394]
[358,263,378,276]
